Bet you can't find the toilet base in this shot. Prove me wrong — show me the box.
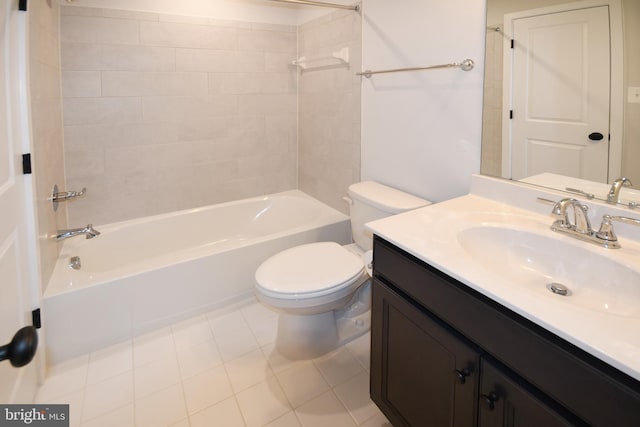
[274,309,371,360]
[276,311,338,359]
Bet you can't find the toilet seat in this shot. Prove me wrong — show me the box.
[255,242,364,300]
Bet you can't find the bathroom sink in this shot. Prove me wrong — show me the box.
[457,226,640,318]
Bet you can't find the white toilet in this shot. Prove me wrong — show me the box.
[254,181,430,359]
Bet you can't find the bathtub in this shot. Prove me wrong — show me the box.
[43,190,350,364]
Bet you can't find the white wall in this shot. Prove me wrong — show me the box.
[361,0,486,202]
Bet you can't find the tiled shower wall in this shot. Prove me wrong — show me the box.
[61,6,299,225]
[29,0,67,289]
[298,9,361,213]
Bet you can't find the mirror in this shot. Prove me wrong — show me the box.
[481,0,640,208]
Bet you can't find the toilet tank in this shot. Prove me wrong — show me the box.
[347,181,431,249]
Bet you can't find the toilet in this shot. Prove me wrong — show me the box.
[254,181,430,359]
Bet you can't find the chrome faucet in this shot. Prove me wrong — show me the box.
[551,198,591,235]
[607,177,632,204]
[548,197,640,248]
[56,224,100,241]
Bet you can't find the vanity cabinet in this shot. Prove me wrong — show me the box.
[477,358,575,427]
[370,277,480,426]
[370,236,640,427]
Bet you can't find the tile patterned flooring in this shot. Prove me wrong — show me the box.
[35,298,391,427]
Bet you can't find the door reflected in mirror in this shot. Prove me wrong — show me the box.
[481,0,640,208]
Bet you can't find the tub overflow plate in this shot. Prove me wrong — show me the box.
[69,256,81,270]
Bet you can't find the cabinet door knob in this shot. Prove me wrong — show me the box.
[454,368,471,384]
[481,392,499,411]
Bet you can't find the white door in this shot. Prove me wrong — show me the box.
[509,6,610,181]
[0,0,39,403]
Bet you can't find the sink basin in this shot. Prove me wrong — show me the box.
[457,226,640,318]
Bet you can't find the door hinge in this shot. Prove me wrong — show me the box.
[19,0,27,11]
[510,39,514,49]
[22,153,32,174]
[32,308,41,329]
[509,110,513,119]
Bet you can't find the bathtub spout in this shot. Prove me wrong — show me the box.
[56,224,101,241]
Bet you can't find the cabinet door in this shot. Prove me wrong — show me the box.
[478,358,576,427]
[371,279,480,427]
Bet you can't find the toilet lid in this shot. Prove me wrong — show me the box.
[255,242,364,298]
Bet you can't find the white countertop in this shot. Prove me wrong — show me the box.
[366,176,640,381]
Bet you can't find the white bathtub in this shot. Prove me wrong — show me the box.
[43,190,350,364]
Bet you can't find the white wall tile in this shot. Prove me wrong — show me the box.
[29,0,67,293]
[209,72,294,95]
[101,8,159,22]
[61,15,139,45]
[176,48,238,72]
[60,6,102,17]
[62,71,101,98]
[238,29,297,53]
[266,52,296,73]
[141,95,238,123]
[61,43,102,70]
[59,5,358,225]
[237,94,296,115]
[63,97,142,125]
[140,21,237,49]
[101,71,208,96]
[100,45,176,71]
[297,11,362,213]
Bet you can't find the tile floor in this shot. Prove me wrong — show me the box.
[35,298,391,427]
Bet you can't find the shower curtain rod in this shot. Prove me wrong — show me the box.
[269,0,359,11]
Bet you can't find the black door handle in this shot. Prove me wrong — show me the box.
[0,326,38,367]
[588,132,604,141]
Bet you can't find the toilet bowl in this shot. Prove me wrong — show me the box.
[255,242,371,359]
[254,181,430,359]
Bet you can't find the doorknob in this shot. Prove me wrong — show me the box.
[0,326,38,367]
[588,132,604,141]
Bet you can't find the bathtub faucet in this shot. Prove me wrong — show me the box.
[56,224,101,241]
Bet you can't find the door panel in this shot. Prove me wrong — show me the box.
[510,6,610,181]
[478,358,576,427]
[371,280,479,427]
[0,0,39,403]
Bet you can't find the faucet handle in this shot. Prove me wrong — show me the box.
[595,215,619,246]
[595,214,640,249]
[550,198,579,228]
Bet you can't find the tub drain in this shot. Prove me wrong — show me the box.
[546,282,571,296]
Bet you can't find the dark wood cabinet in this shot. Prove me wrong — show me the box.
[370,236,640,427]
[371,279,479,427]
[478,358,574,427]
